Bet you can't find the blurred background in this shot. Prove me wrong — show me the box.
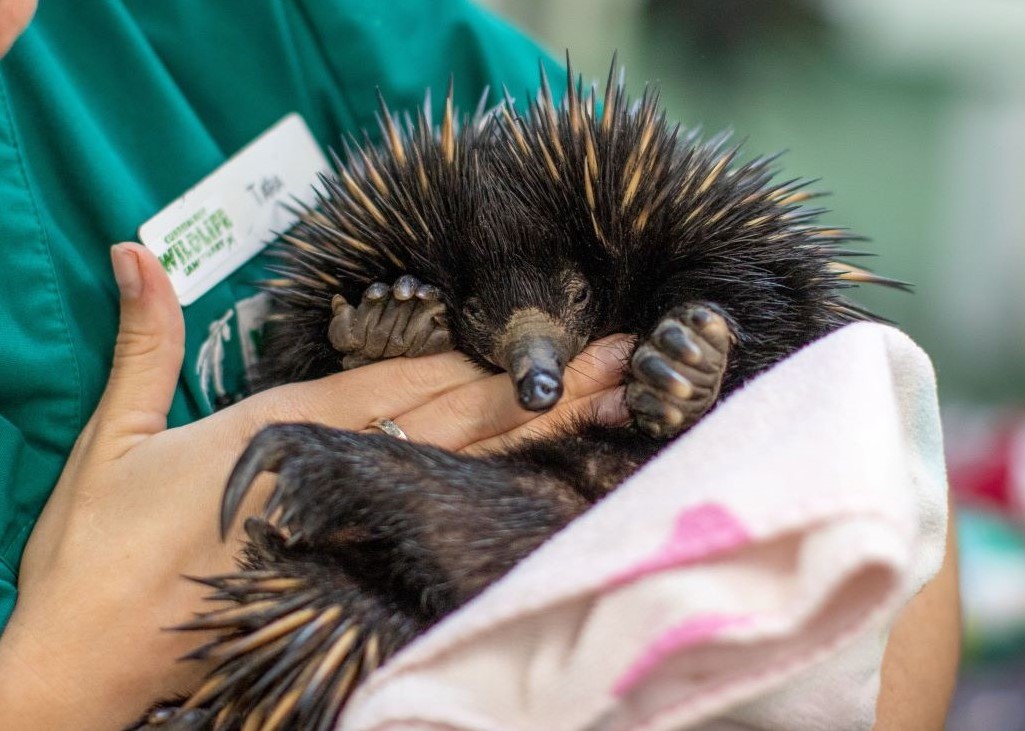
[477,0,1025,727]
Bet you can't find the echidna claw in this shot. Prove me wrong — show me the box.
[363,282,390,302]
[221,426,295,539]
[415,282,440,301]
[128,706,212,730]
[392,274,419,300]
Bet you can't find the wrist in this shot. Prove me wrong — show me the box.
[0,585,193,730]
[0,615,79,727]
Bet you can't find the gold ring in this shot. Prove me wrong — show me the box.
[366,417,409,441]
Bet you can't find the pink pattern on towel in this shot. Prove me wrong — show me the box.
[614,613,753,696]
[613,502,751,587]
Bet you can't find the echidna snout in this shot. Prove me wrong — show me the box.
[514,345,563,410]
[495,308,582,411]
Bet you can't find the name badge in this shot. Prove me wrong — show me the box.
[139,113,330,305]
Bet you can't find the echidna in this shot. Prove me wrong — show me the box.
[135,56,905,730]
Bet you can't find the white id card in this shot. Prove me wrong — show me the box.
[139,113,330,306]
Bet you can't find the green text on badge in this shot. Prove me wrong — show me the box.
[158,206,237,278]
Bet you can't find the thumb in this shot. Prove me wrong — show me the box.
[94,242,185,445]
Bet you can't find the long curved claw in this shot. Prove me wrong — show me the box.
[221,426,293,539]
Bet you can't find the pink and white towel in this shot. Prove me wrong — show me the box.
[340,323,949,731]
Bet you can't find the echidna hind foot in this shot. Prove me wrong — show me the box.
[134,421,596,728]
[328,276,452,369]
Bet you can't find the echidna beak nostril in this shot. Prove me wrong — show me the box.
[517,369,563,411]
[499,309,573,411]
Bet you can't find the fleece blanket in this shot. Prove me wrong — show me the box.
[339,322,949,731]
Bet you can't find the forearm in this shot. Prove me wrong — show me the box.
[873,494,961,729]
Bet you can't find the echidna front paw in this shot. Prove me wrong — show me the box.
[627,304,732,439]
[328,276,452,369]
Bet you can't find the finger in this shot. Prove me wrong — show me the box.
[462,386,629,456]
[392,335,632,451]
[250,350,486,432]
[93,243,184,449]
[561,334,633,392]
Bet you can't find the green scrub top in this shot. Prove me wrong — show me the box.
[0,1,563,630]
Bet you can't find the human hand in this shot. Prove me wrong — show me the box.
[0,0,36,57]
[0,243,629,730]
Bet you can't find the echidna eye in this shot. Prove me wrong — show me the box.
[571,282,591,306]
[463,299,484,323]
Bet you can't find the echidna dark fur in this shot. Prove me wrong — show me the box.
[134,55,906,730]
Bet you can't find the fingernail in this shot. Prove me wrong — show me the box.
[111,244,142,299]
